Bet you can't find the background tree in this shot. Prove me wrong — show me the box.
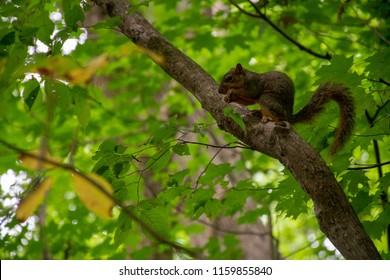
[0,0,389,260]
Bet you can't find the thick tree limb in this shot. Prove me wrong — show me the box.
[91,0,381,260]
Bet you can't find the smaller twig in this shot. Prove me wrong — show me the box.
[192,140,252,189]
[379,78,390,87]
[232,186,279,191]
[348,161,390,171]
[370,27,390,47]
[179,140,250,150]
[228,0,259,17]
[195,145,225,189]
[365,100,389,178]
[198,219,272,237]
[282,235,326,260]
[369,78,390,87]
[354,132,389,138]
[228,0,331,60]
[364,96,389,251]
[136,145,173,204]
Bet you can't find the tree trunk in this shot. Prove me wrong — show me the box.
[91,0,381,260]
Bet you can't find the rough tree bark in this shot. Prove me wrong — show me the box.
[91,0,382,260]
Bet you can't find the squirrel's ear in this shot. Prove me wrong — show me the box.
[236,63,244,74]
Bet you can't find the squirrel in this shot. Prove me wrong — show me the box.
[218,63,355,155]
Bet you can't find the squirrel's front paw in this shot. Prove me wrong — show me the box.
[224,95,232,103]
[261,116,272,123]
[224,89,235,103]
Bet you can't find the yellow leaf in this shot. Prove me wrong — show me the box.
[29,54,108,85]
[72,172,114,219]
[68,54,108,84]
[19,151,59,170]
[119,44,166,66]
[30,56,80,79]
[16,177,53,222]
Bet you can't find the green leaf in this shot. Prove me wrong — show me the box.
[363,206,390,241]
[28,9,55,45]
[92,16,121,29]
[114,144,127,154]
[72,87,90,127]
[148,147,171,172]
[114,208,133,249]
[45,79,71,119]
[199,163,234,186]
[150,118,178,145]
[0,31,15,45]
[93,139,117,159]
[129,0,154,13]
[185,188,215,219]
[113,161,130,177]
[131,247,154,259]
[223,234,240,248]
[365,48,390,81]
[223,187,249,216]
[166,168,190,187]
[330,151,352,172]
[237,208,268,224]
[315,55,362,87]
[112,179,128,202]
[224,107,246,132]
[139,206,170,240]
[340,170,369,195]
[204,198,222,219]
[23,78,40,111]
[62,0,85,28]
[351,190,371,214]
[274,175,310,219]
[321,55,354,75]
[92,155,117,175]
[172,143,190,156]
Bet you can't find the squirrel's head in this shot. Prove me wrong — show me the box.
[218,63,246,94]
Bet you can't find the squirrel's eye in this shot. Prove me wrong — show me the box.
[225,75,233,82]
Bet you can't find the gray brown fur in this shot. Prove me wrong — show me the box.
[219,64,355,154]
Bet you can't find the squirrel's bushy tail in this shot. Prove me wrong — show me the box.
[292,83,355,155]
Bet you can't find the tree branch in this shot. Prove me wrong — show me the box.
[348,160,390,171]
[91,0,381,259]
[378,78,390,87]
[228,0,331,60]
[369,78,390,87]
[198,218,272,237]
